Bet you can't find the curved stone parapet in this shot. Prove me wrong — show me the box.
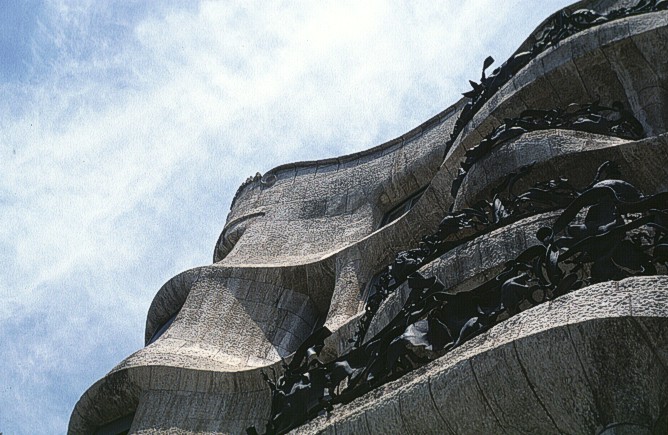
[145,267,204,345]
[364,212,560,341]
[443,9,668,175]
[214,101,463,266]
[453,131,668,210]
[72,262,333,434]
[69,361,274,434]
[146,265,326,369]
[228,100,463,218]
[296,276,668,434]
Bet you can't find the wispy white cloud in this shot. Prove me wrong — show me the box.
[0,1,573,433]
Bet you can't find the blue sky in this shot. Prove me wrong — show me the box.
[0,1,573,433]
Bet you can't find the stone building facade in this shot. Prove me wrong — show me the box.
[70,0,668,433]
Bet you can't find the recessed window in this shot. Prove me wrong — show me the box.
[94,414,134,435]
[360,271,383,309]
[146,311,179,345]
[380,187,427,228]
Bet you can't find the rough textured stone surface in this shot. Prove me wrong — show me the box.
[69,2,668,434]
[299,277,668,435]
[454,131,668,210]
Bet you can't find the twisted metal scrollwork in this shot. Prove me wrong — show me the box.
[449,101,644,199]
[353,162,582,348]
[443,0,665,158]
[250,161,668,435]
[247,1,668,432]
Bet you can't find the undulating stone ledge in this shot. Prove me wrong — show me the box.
[442,10,668,178]
[218,99,460,266]
[229,100,464,214]
[76,261,338,434]
[69,361,274,434]
[364,212,561,342]
[148,266,328,365]
[145,261,336,349]
[294,276,668,435]
[454,131,668,210]
[145,268,204,344]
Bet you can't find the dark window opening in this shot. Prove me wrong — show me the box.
[379,186,427,228]
[360,271,383,308]
[146,311,179,346]
[94,414,134,435]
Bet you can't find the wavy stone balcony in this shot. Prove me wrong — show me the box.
[441,9,668,183]
[297,276,668,435]
[453,131,668,210]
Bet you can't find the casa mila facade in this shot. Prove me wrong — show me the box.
[70,1,668,434]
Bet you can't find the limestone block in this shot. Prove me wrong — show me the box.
[573,47,627,104]
[333,413,372,435]
[362,395,409,434]
[397,376,455,434]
